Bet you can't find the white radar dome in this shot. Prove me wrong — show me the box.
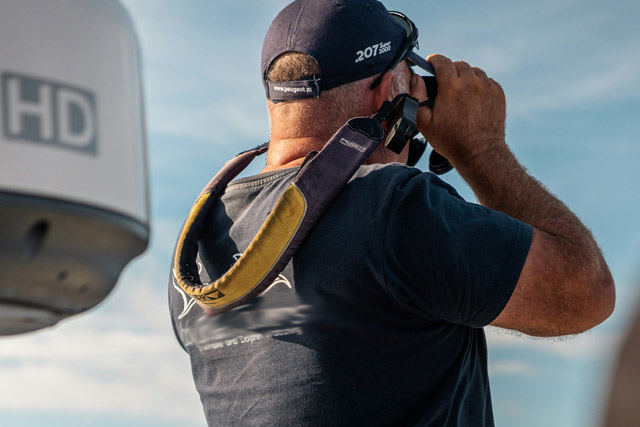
[0,0,149,335]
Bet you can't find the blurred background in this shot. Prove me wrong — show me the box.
[0,0,638,426]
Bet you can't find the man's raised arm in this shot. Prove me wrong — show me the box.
[411,54,615,337]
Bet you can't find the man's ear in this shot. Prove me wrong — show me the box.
[372,70,395,112]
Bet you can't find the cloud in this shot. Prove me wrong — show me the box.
[0,219,205,425]
[119,0,281,142]
[489,360,540,376]
[119,0,640,145]
[0,321,204,424]
[146,100,269,143]
[486,327,623,362]
[509,48,640,115]
[389,0,640,115]
[495,399,530,420]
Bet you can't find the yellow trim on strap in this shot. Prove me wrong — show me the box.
[173,192,211,282]
[174,184,307,308]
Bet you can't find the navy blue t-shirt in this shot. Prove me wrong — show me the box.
[169,163,532,426]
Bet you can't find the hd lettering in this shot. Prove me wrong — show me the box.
[1,72,97,154]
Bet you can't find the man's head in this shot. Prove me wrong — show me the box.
[261,0,432,102]
[262,0,432,165]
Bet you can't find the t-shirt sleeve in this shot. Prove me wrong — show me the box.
[381,170,533,327]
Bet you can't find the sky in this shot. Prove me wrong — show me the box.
[1,0,639,426]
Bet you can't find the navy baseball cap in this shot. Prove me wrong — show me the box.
[262,0,434,102]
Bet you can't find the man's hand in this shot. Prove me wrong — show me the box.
[409,53,615,337]
[410,54,507,167]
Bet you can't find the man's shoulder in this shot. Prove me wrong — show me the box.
[353,162,416,178]
[350,163,457,199]
[224,163,425,197]
[348,163,421,189]
[220,162,457,211]
[226,167,298,193]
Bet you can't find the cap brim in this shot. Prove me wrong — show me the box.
[406,51,435,76]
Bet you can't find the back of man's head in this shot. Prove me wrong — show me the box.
[265,51,375,135]
[262,0,406,97]
[262,0,403,137]
[262,0,432,145]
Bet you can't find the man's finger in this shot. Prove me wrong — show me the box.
[473,67,488,79]
[426,54,456,82]
[454,61,475,79]
[411,73,433,134]
[409,72,428,103]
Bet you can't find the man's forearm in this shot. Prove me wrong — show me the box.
[456,144,615,335]
[456,145,590,242]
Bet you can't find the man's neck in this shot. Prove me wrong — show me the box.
[261,135,333,173]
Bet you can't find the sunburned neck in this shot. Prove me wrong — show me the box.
[261,135,331,173]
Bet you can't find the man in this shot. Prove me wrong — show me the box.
[169,1,615,425]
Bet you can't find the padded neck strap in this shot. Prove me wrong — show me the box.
[173,117,384,315]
